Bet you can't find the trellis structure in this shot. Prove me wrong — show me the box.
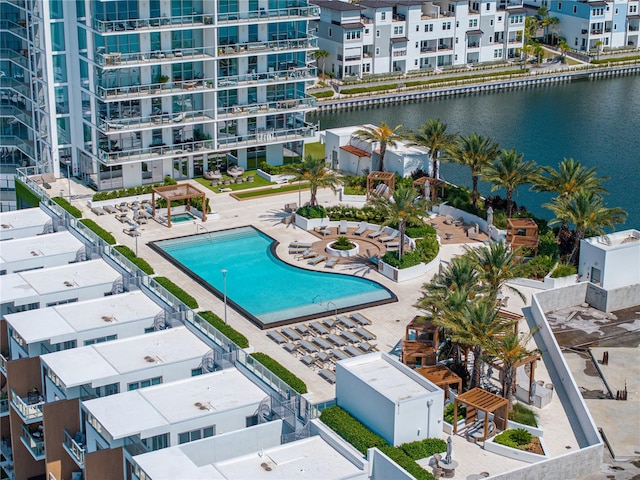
[151,183,207,227]
[453,388,509,440]
[366,171,395,199]
[415,365,463,397]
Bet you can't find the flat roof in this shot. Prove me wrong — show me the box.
[5,291,161,345]
[41,327,210,388]
[2,259,121,304]
[83,369,266,440]
[327,124,429,156]
[339,352,437,402]
[312,0,362,11]
[0,207,51,231]
[0,231,83,263]
[583,229,640,250]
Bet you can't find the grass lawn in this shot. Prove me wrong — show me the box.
[233,183,309,200]
[194,172,272,194]
[304,142,325,159]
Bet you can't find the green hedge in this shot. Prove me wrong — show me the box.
[405,225,437,238]
[52,197,82,218]
[326,205,387,224]
[591,54,640,64]
[296,205,327,219]
[443,403,466,424]
[154,276,198,309]
[399,438,447,461]
[382,235,439,269]
[382,250,423,269]
[320,406,387,455]
[494,428,533,450]
[199,311,249,348]
[113,245,154,275]
[250,352,307,394]
[379,446,434,480]
[15,180,41,208]
[311,90,334,98]
[92,176,176,201]
[79,219,116,245]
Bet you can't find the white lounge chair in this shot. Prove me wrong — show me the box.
[91,206,106,216]
[353,222,368,235]
[315,226,330,236]
[367,227,383,239]
[379,231,399,243]
[299,251,318,260]
[325,257,339,268]
[290,242,313,249]
[308,255,327,266]
[339,220,348,235]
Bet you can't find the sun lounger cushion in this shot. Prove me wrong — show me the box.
[354,222,368,235]
[308,255,327,265]
[325,257,339,268]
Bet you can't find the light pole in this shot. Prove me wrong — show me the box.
[298,180,302,207]
[221,269,228,324]
[134,225,139,256]
[65,160,71,198]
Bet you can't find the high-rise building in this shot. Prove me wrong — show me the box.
[1,0,319,200]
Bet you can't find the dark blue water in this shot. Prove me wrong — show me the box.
[310,75,640,229]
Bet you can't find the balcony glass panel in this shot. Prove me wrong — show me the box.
[63,429,85,467]
[21,424,45,460]
[10,388,44,422]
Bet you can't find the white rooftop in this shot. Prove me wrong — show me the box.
[583,229,640,250]
[327,124,430,156]
[0,231,83,263]
[5,291,161,345]
[0,207,51,232]
[134,434,365,480]
[1,259,121,304]
[41,326,210,388]
[82,369,266,440]
[339,352,438,402]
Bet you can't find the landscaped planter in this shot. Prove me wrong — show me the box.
[339,188,367,203]
[294,215,330,231]
[256,168,295,184]
[484,434,548,463]
[88,193,153,209]
[506,420,544,438]
[378,247,441,282]
[326,240,359,257]
[511,267,578,291]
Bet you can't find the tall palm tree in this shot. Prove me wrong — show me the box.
[532,157,609,198]
[368,184,427,259]
[465,242,526,302]
[481,149,539,217]
[594,40,603,61]
[409,119,458,201]
[353,122,403,172]
[314,49,329,78]
[524,17,537,44]
[446,133,500,209]
[557,38,571,62]
[544,190,627,262]
[488,330,540,401]
[281,155,341,207]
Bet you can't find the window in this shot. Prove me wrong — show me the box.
[414,59,418,65]
[328,28,332,37]
[46,298,78,307]
[127,377,162,391]
[365,28,369,34]
[376,29,380,37]
[615,8,618,14]
[84,335,117,346]
[630,5,638,13]
[558,3,562,10]
[573,5,577,13]
[393,26,403,35]
[191,368,203,376]
[425,24,433,32]
[442,22,451,30]
[143,433,169,451]
[498,15,502,21]
[99,383,119,397]
[494,48,503,58]
[178,426,215,444]
[375,47,380,55]
[490,19,494,26]
[469,19,478,28]
[381,12,386,20]
[144,327,155,334]
[416,25,420,32]
[486,3,490,11]
[246,415,260,427]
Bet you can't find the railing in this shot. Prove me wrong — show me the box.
[0,398,8,416]
[10,389,43,422]
[96,47,215,67]
[217,96,316,117]
[0,135,34,159]
[218,123,318,148]
[93,13,213,33]
[98,138,214,164]
[0,19,27,39]
[97,108,216,133]
[21,424,45,460]
[1,106,33,125]
[0,48,29,69]
[123,436,150,457]
[0,353,7,375]
[218,5,319,22]
[218,37,317,56]
[218,67,316,87]
[0,77,31,98]
[63,430,85,467]
[97,78,214,99]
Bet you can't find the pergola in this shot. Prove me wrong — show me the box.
[489,353,541,405]
[506,218,539,252]
[453,388,509,440]
[412,176,444,200]
[366,171,395,199]
[151,184,207,227]
[415,365,462,397]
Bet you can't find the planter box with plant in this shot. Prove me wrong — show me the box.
[442,403,466,434]
[378,235,441,282]
[294,205,330,231]
[485,428,547,463]
[249,352,307,394]
[326,236,359,257]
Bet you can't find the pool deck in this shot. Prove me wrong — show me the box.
[61,178,633,479]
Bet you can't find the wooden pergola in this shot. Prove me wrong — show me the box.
[506,218,539,252]
[453,388,509,440]
[489,353,541,405]
[366,171,395,200]
[151,183,207,227]
[415,365,462,397]
[412,176,444,200]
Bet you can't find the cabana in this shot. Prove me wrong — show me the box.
[366,171,395,200]
[415,365,462,398]
[506,218,539,252]
[453,388,509,441]
[412,176,444,201]
[151,184,207,227]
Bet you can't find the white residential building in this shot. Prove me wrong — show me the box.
[312,0,526,78]
[578,229,640,289]
[0,231,85,275]
[0,208,54,241]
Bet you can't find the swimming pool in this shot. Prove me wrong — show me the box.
[152,226,396,328]
[171,212,196,223]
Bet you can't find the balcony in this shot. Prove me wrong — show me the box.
[10,388,44,423]
[0,397,8,417]
[0,352,7,375]
[0,135,34,159]
[590,29,603,35]
[0,19,28,39]
[96,47,215,67]
[93,13,214,33]
[467,42,481,48]
[217,67,316,88]
[218,5,319,23]
[21,424,45,461]
[217,96,316,119]
[218,122,318,149]
[97,78,213,101]
[218,37,317,56]
[98,108,217,134]
[99,139,215,165]
[629,25,639,32]
[63,430,86,468]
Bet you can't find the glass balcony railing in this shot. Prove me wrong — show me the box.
[96,47,215,67]
[217,5,319,22]
[98,139,215,165]
[0,353,7,375]
[217,66,316,87]
[218,96,316,118]
[218,37,317,56]
[97,78,215,100]
[93,13,214,33]
[0,398,8,417]
[10,388,44,422]
[0,48,30,69]
[218,122,318,148]
[97,108,216,133]
[0,136,34,159]
[0,77,31,98]
[0,105,33,126]
[21,424,45,460]
[0,20,28,39]
[63,429,85,467]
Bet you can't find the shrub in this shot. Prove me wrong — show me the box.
[92,176,175,202]
[250,352,307,394]
[537,230,560,258]
[311,90,334,99]
[382,250,423,269]
[320,406,387,455]
[405,225,437,238]
[343,185,366,195]
[494,428,533,449]
[154,276,198,309]
[443,403,466,424]
[258,160,302,175]
[326,205,386,224]
[379,446,434,480]
[79,219,116,245]
[414,235,439,263]
[331,236,355,250]
[399,438,447,460]
[15,180,41,208]
[509,403,538,427]
[199,311,249,348]
[551,262,577,278]
[520,255,556,280]
[296,205,327,219]
[52,197,82,218]
[113,245,154,275]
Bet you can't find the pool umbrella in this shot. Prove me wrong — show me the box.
[445,436,453,464]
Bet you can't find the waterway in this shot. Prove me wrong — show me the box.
[310,75,640,229]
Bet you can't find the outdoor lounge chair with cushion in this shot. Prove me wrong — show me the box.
[339,219,348,235]
[284,202,297,213]
[290,247,310,255]
[350,312,372,325]
[325,257,339,268]
[267,330,287,344]
[315,226,330,236]
[379,231,399,243]
[290,241,313,249]
[123,227,140,237]
[444,215,455,225]
[115,213,129,223]
[299,251,318,260]
[91,206,106,216]
[319,369,336,384]
[103,205,117,214]
[353,222,368,235]
[454,217,465,226]
[367,226,383,239]
[308,255,327,266]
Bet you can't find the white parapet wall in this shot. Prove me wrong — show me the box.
[433,203,506,243]
[377,247,442,283]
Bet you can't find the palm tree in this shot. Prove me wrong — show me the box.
[446,133,500,209]
[594,40,603,61]
[488,330,540,401]
[542,16,559,44]
[481,149,539,217]
[314,49,329,78]
[557,38,570,62]
[465,242,526,302]
[281,155,342,207]
[524,17,537,44]
[368,184,427,259]
[544,190,627,262]
[532,41,544,63]
[532,157,609,198]
[353,122,403,172]
[409,119,458,201]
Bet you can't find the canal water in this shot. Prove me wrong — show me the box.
[310,75,640,229]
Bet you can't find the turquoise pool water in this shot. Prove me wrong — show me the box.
[171,212,195,223]
[153,226,395,327]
